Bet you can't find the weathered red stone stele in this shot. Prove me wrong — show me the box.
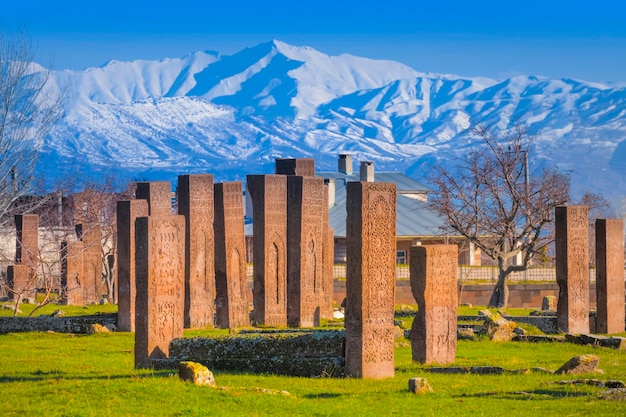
[344,181,397,379]
[555,206,589,334]
[178,174,215,329]
[595,218,625,334]
[134,215,185,369]
[214,181,250,329]
[410,244,458,364]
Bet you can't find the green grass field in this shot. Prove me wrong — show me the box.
[1,327,625,416]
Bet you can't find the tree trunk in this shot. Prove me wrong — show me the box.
[488,267,510,308]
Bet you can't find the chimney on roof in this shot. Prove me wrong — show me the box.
[360,161,374,182]
[324,178,335,208]
[338,154,353,175]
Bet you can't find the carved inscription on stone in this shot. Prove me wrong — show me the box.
[555,206,589,334]
[345,182,396,379]
[116,200,149,331]
[247,175,287,326]
[275,158,315,176]
[287,176,325,327]
[136,181,172,216]
[321,185,334,320]
[134,215,185,369]
[214,182,250,329]
[178,174,215,329]
[410,245,458,364]
[595,218,625,334]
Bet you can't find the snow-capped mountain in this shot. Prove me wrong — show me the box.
[39,40,626,206]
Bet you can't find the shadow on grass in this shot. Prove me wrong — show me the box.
[457,389,592,400]
[0,369,175,383]
[302,393,343,399]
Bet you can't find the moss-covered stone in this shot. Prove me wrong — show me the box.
[169,330,346,377]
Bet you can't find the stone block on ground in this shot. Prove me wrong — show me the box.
[555,354,600,375]
[482,312,517,341]
[178,361,217,387]
[542,295,557,311]
[408,377,433,394]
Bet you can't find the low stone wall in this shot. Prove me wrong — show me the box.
[168,329,346,377]
[334,282,598,310]
[0,313,117,334]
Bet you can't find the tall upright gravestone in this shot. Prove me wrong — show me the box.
[76,223,104,304]
[61,240,84,305]
[7,264,35,301]
[555,205,589,334]
[595,218,625,334]
[321,184,334,320]
[134,215,185,369]
[11,214,39,300]
[410,245,458,364]
[286,175,325,327]
[214,182,250,328]
[15,214,39,269]
[246,175,288,326]
[345,182,396,379]
[116,199,149,331]
[178,174,215,329]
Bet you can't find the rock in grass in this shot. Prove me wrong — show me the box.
[555,354,600,375]
[408,377,433,394]
[482,312,517,342]
[178,361,216,387]
[87,323,110,334]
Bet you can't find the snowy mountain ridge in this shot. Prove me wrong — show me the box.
[37,40,626,207]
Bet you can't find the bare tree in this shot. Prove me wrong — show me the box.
[0,28,62,225]
[428,124,570,307]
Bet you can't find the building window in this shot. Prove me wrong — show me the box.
[334,243,347,263]
[396,250,407,265]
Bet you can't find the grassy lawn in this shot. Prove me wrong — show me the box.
[0,301,118,317]
[0,328,625,416]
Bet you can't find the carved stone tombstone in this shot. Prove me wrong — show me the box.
[135,181,172,216]
[322,227,335,320]
[555,206,589,334]
[246,175,288,326]
[595,218,625,334]
[410,245,458,364]
[345,182,397,379]
[134,215,185,369]
[15,214,39,269]
[76,223,104,304]
[61,240,84,306]
[286,175,325,327]
[7,264,36,301]
[274,158,315,177]
[178,174,215,329]
[116,200,149,331]
[214,182,250,328]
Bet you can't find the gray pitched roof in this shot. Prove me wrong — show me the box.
[326,176,444,238]
[243,171,445,238]
[320,171,431,193]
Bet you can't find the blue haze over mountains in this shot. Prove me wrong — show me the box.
[40,40,626,207]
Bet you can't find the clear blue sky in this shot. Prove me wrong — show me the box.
[4,0,626,82]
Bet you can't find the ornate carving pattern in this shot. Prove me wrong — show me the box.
[556,206,589,334]
[345,182,396,379]
[134,215,185,368]
[410,245,457,364]
[214,181,249,328]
